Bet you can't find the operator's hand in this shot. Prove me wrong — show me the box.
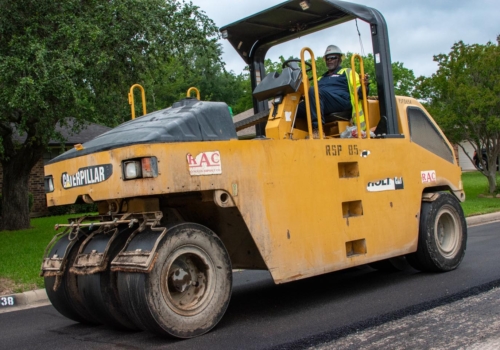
[363,74,370,87]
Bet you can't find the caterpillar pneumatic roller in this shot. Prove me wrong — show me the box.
[41,0,466,338]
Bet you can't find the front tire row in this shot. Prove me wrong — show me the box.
[45,222,232,339]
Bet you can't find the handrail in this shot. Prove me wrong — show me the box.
[350,54,370,139]
[300,48,323,140]
[186,87,200,100]
[128,84,147,120]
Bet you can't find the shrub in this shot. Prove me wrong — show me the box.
[28,193,34,211]
[47,203,97,216]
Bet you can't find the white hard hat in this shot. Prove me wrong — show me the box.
[324,45,343,57]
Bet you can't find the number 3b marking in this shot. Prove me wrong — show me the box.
[0,296,14,306]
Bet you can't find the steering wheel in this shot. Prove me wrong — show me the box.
[282,59,312,72]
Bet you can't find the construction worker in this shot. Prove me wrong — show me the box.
[296,44,369,131]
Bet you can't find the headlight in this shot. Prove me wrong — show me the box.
[122,157,158,180]
[124,161,142,179]
[44,176,54,193]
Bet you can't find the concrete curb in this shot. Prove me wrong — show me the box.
[466,211,500,227]
[0,288,50,314]
[1,212,500,311]
[14,288,48,306]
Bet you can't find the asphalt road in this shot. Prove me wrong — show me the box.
[0,222,499,350]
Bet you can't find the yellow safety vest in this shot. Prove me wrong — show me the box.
[338,68,366,130]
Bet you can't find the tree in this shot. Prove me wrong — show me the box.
[414,37,500,193]
[339,53,415,96]
[0,0,221,230]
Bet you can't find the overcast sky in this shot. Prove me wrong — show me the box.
[191,0,499,77]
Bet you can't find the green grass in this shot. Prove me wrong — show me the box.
[0,214,89,293]
[461,171,500,216]
[0,173,499,293]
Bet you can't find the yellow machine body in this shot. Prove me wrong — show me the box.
[45,95,463,284]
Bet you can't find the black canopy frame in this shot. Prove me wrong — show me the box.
[220,0,399,136]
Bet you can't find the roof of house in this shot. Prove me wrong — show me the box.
[233,109,257,138]
[12,118,112,145]
[51,118,111,145]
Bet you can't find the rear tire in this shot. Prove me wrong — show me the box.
[117,223,232,338]
[406,192,467,272]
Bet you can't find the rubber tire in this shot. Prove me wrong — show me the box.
[44,233,100,324]
[117,223,232,338]
[77,227,138,330]
[406,192,467,272]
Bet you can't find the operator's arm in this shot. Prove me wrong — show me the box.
[357,74,370,99]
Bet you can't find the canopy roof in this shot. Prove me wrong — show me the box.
[220,0,378,64]
[220,0,399,135]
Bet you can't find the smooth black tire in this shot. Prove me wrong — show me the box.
[369,256,409,272]
[406,192,467,272]
[44,233,100,325]
[117,223,232,338]
[77,227,138,330]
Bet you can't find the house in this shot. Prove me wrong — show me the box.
[457,142,476,171]
[233,108,257,139]
[0,119,111,216]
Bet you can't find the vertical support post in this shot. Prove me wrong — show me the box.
[350,54,370,139]
[300,48,323,139]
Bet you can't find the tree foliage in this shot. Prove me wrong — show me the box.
[341,53,415,96]
[414,37,500,193]
[0,0,224,230]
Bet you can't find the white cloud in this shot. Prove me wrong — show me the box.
[193,0,499,77]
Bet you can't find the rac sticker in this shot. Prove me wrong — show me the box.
[367,177,404,192]
[421,170,437,183]
[187,151,222,176]
[62,164,113,189]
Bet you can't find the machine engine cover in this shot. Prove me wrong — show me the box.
[48,99,237,163]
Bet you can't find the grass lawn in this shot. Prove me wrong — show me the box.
[0,171,499,294]
[0,214,89,294]
[461,171,500,216]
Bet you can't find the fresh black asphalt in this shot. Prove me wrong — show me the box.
[0,221,499,349]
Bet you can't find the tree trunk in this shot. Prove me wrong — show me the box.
[1,160,32,230]
[487,170,497,194]
[0,131,44,231]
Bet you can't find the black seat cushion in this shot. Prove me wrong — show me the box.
[324,110,351,123]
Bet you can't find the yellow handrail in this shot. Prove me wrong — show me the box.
[128,84,147,120]
[350,54,370,138]
[300,48,323,139]
[186,87,200,100]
